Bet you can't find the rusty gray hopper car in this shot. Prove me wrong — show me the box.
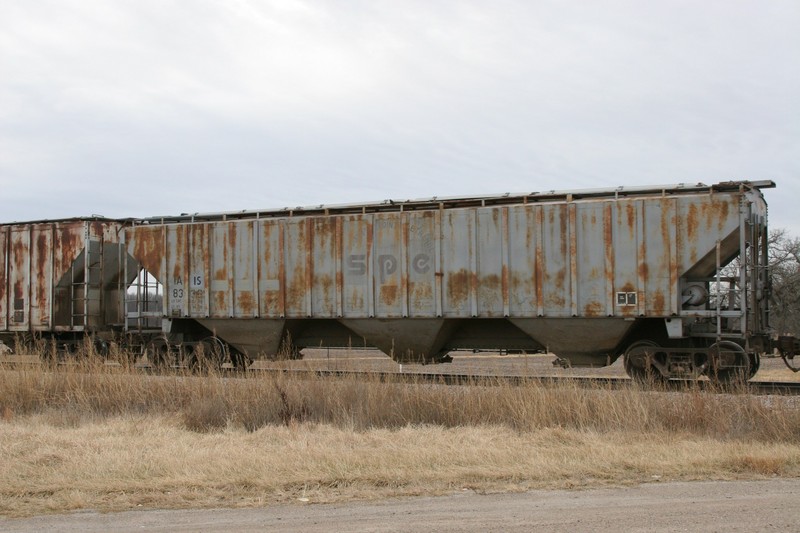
[126,180,776,380]
[0,218,131,352]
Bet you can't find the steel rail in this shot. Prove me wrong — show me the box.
[3,357,798,394]
[250,367,800,395]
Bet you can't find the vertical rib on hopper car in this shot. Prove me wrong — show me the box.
[123,180,778,379]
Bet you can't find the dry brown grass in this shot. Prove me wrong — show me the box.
[1,356,800,517]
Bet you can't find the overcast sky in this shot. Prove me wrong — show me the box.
[1,1,798,234]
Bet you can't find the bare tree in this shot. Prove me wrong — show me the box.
[709,229,799,336]
[768,229,800,335]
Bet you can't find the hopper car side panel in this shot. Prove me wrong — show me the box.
[342,215,370,318]
[126,182,766,371]
[0,220,128,347]
[137,197,704,320]
[507,206,536,317]
[31,224,53,329]
[6,225,31,331]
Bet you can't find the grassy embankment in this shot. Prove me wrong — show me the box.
[2,347,800,517]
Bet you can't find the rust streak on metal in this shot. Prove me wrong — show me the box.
[410,279,433,304]
[214,290,226,311]
[366,216,374,317]
[305,219,314,316]
[584,301,603,317]
[447,268,469,309]
[335,216,343,317]
[662,198,679,315]
[625,202,636,238]
[636,201,646,315]
[603,202,614,316]
[319,274,334,300]
[278,221,286,317]
[12,229,28,326]
[285,223,306,316]
[204,223,211,317]
[700,197,731,234]
[716,199,730,232]
[198,223,207,315]
[173,225,186,284]
[0,227,7,326]
[58,225,80,273]
[659,198,671,271]
[652,290,666,316]
[401,212,409,317]
[551,206,566,292]
[34,229,49,322]
[317,218,336,315]
[501,207,510,316]
[687,203,698,244]
[482,273,501,290]
[237,290,254,316]
[535,206,544,315]
[482,273,501,314]
[184,224,192,317]
[227,222,237,249]
[652,198,671,316]
[132,226,165,279]
[216,226,227,282]
[470,270,479,316]
[380,284,399,306]
[500,265,509,315]
[227,222,236,316]
[637,245,648,280]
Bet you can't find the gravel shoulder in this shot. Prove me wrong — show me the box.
[4,479,799,533]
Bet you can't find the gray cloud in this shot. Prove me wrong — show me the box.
[1,0,797,233]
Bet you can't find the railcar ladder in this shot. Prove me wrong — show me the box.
[713,240,746,341]
[70,235,104,330]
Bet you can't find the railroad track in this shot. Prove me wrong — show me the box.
[3,356,799,394]
[253,367,800,395]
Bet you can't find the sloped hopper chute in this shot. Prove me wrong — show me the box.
[679,192,746,279]
[53,243,132,330]
[197,318,286,358]
[340,318,457,363]
[509,318,634,367]
[682,222,742,279]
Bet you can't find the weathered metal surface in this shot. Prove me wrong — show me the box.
[125,181,772,363]
[0,180,777,369]
[341,318,455,361]
[0,219,126,335]
[197,318,285,356]
[0,227,6,331]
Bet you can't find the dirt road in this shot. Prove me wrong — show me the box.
[3,479,798,532]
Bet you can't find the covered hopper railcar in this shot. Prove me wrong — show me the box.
[123,180,786,380]
[0,218,133,353]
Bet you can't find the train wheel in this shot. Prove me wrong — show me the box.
[623,340,663,382]
[14,332,36,354]
[192,336,228,373]
[143,337,171,370]
[709,341,750,385]
[748,352,760,379]
[93,338,110,358]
